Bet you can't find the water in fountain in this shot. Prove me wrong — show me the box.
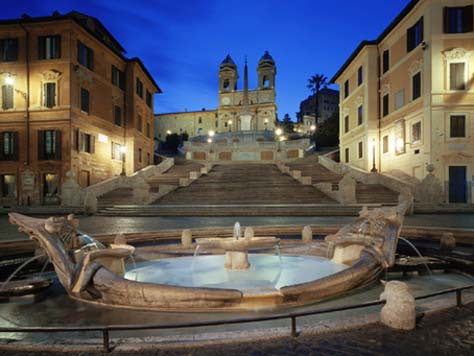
[233,222,241,240]
[0,254,46,292]
[399,237,433,276]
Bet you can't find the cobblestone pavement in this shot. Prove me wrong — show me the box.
[0,304,473,355]
[1,214,474,242]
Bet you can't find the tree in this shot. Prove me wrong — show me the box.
[280,113,294,134]
[313,112,339,148]
[306,74,328,125]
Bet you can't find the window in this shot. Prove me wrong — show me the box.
[357,105,363,126]
[444,5,473,34]
[137,115,142,132]
[395,89,405,110]
[138,148,142,163]
[147,152,150,165]
[383,94,389,117]
[450,63,466,91]
[412,72,422,100]
[112,142,122,160]
[0,131,18,161]
[224,121,228,127]
[111,65,125,90]
[80,88,90,113]
[344,80,349,98]
[38,35,61,60]
[0,174,16,197]
[77,41,93,70]
[345,148,349,163]
[383,50,390,74]
[114,105,122,126]
[407,17,424,52]
[146,122,151,138]
[136,78,143,98]
[1,84,13,110]
[43,83,56,108]
[38,130,61,160]
[358,141,363,159]
[146,90,152,107]
[412,121,421,143]
[0,38,18,62]
[450,115,466,138]
[198,117,202,124]
[344,115,349,133]
[357,66,363,86]
[382,135,389,154]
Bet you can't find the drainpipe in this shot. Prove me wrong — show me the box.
[121,61,128,176]
[377,47,382,172]
[19,23,30,166]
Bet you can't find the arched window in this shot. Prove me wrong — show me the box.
[262,75,270,88]
[223,79,230,90]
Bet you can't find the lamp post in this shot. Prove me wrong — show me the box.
[228,120,232,132]
[370,138,377,173]
[264,118,269,131]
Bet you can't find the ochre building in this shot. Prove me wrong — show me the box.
[155,52,277,140]
[0,11,160,206]
[332,0,474,203]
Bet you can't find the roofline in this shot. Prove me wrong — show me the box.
[129,57,161,93]
[0,12,161,94]
[155,109,217,116]
[330,0,421,83]
[0,11,126,54]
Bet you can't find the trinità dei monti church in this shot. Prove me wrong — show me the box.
[154,51,278,139]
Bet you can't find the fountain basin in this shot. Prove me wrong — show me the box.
[125,254,348,293]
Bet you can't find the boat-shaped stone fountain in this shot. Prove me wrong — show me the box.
[8,202,408,311]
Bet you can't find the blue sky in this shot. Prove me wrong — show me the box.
[4,0,409,119]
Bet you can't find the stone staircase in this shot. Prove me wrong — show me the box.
[97,160,203,207]
[287,159,399,205]
[153,163,336,205]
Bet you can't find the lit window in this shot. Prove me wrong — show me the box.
[450,63,466,91]
[412,122,421,143]
[1,84,13,110]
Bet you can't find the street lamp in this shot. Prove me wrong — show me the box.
[166,130,171,135]
[5,76,14,85]
[370,138,377,173]
[310,124,316,132]
[275,128,282,136]
[228,120,232,132]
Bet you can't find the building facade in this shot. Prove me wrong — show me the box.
[0,11,160,206]
[155,52,277,140]
[332,0,474,203]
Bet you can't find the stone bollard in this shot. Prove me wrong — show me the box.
[244,227,254,239]
[440,232,456,252]
[302,226,312,242]
[181,229,193,247]
[380,281,416,330]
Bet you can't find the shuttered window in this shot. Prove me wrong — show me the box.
[38,35,61,60]
[146,90,152,107]
[111,65,125,90]
[80,88,90,113]
[358,141,363,159]
[412,122,421,143]
[383,94,389,117]
[136,78,143,98]
[137,115,142,132]
[146,122,151,138]
[450,115,466,138]
[78,132,95,153]
[44,83,56,108]
[382,50,390,74]
[77,41,93,70]
[38,130,61,160]
[357,66,363,86]
[407,17,424,52]
[382,135,389,154]
[357,105,363,126]
[412,72,422,100]
[114,105,122,126]
[450,63,466,91]
[344,115,349,133]
[1,85,13,110]
[345,148,349,163]
[0,131,18,161]
[0,174,16,197]
[344,80,349,98]
[0,38,18,62]
[444,5,473,34]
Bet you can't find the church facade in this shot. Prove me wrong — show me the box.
[154,52,277,140]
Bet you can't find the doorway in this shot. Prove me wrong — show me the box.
[449,166,467,203]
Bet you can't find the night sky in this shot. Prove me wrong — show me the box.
[5,0,409,120]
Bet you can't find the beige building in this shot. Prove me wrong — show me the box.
[0,11,160,206]
[332,0,474,203]
[155,52,277,140]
